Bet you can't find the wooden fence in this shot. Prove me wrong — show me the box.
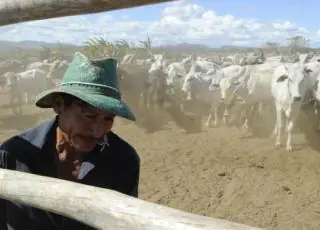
[0,168,263,229]
[0,0,264,229]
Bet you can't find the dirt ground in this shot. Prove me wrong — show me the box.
[1,93,320,230]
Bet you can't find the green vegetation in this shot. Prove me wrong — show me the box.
[0,35,316,62]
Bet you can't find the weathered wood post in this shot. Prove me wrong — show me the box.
[0,168,264,229]
[0,0,174,26]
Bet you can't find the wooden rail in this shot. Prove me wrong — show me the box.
[0,168,264,229]
[0,0,174,26]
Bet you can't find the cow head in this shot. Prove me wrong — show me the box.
[284,65,313,102]
[181,73,200,101]
[209,83,219,91]
[4,72,19,89]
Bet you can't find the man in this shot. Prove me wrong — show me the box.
[0,52,140,230]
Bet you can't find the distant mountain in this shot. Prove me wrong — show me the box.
[155,43,260,52]
[0,40,78,51]
[156,42,212,51]
[221,45,248,49]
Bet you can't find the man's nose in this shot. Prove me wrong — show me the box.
[90,122,108,138]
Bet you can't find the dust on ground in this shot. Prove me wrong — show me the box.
[1,96,320,230]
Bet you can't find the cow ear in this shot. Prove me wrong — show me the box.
[277,75,288,82]
[304,68,312,74]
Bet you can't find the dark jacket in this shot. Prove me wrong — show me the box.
[0,116,140,230]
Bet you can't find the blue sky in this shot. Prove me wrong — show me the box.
[95,0,318,30]
[0,0,319,47]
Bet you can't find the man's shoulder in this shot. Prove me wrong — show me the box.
[106,131,140,163]
[0,117,56,153]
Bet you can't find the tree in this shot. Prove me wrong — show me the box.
[287,36,309,53]
[82,37,121,58]
[264,42,280,54]
[138,34,153,58]
[139,34,152,50]
[265,42,280,49]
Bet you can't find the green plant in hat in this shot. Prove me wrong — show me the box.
[35,52,136,121]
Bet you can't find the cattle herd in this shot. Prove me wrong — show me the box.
[1,49,320,154]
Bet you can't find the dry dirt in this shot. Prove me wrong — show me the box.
[1,93,320,230]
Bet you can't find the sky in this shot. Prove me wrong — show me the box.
[1,0,320,48]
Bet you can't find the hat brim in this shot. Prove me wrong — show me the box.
[35,87,136,121]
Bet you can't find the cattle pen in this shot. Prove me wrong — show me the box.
[0,0,264,229]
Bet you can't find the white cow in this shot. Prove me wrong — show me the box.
[148,54,166,74]
[271,63,314,152]
[166,55,192,86]
[313,73,320,102]
[181,61,229,127]
[5,69,55,110]
[206,65,251,126]
[224,62,280,135]
[195,58,219,75]
[181,60,200,100]
[26,61,51,72]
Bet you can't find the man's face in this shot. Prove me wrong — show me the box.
[55,98,115,153]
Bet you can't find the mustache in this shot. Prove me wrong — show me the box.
[76,135,100,142]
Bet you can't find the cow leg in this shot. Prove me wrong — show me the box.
[271,102,278,137]
[215,102,224,127]
[206,102,217,127]
[239,104,252,138]
[258,101,263,115]
[157,87,166,110]
[205,113,212,127]
[275,106,283,149]
[25,93,28,105]
[241,105,250,130]
[145,91,150,109]
[216,102,226,126]
[180,103,185,112]
[245,102,259,136]
[213,107,219,127]
[222,108,230,125]
[11,95,22,115]
[223,95,238,126]
[285,116,294,152]
[138,92,144,108]
[271,121,278,137]
[242,118,249,130]
[314,100,318,115]
[143,83,150,108]
[317,102,320,131]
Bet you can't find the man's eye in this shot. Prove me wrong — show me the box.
[105,116,115,122]
[85,114,96,119]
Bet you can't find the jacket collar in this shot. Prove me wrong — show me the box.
[19,115,57,150]
[19,115,98,180]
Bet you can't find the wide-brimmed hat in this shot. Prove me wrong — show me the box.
[35,52,135,121]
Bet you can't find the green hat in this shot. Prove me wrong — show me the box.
[35,52,135,121]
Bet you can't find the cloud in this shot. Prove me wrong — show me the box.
[0,0,317,47]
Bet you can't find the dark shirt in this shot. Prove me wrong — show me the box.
[0,116,140,230]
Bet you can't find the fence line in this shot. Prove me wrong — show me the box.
[0,168,264,229]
